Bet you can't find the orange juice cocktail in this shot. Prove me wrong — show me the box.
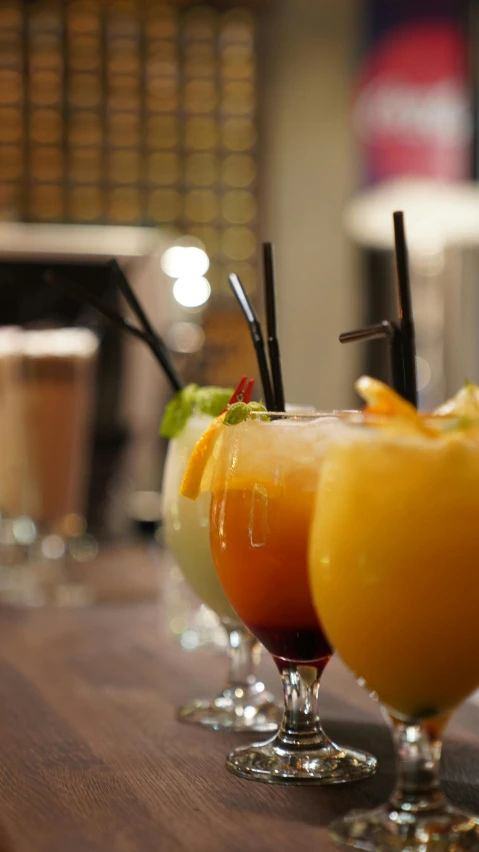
[210,417,333,664]
[207,411,376,786]
[308,379,479,851]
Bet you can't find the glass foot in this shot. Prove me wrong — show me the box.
[226,733,377,785]
[177,687,280,733]
[329,805,479,852]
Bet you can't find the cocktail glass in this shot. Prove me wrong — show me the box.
[163,411,279,732]
[209,412,377,784]
[309,410,479,850]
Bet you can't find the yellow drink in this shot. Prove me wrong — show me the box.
[309,426,479,721]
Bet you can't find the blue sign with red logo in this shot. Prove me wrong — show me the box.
[354,1,471,184]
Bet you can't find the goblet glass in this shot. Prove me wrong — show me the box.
[309,412,479,848]
[163,411,279,732]
[209,412,376,783]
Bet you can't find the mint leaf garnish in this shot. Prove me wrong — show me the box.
[196,386,233,418]
[160,384,198,439]
[224,401,269,426]
[160,384,235,438]
[224,402,249,425]
[248,402,269,419]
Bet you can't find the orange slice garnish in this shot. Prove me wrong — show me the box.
[180,413,225,500]
[356,376,418,419]
[355,376,440,436]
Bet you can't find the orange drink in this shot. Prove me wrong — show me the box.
[210,447,331,663]
[308,378,479,851]
[310,425,479,720]
[207,411,376,785]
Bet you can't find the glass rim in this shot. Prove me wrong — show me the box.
[250,409,463,429]
[249,409,359,420]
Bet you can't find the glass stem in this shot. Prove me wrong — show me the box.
[389,718,447,815]
[275,659,329,748]
[223,623,261,694]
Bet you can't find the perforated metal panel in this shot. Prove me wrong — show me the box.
[0,0,260,297]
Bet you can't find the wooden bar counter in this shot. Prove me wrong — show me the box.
[0,543,477,852]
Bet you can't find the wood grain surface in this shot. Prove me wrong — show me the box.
[0,543,477,852]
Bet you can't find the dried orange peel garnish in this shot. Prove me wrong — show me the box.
[355,376,432,433]
[356,376,419,419]
[357,376,479,439]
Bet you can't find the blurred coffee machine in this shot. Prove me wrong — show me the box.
[0,223,174,537]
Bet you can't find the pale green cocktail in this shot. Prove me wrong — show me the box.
[161,388,279,733]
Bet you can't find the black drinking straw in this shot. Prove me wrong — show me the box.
[44,270,183,392]
[228,273,275,411]
[340,321,405,400]
[393,211,418,407]
[109,259,160,344]
[262,243,285,412]
[108,259,178,390]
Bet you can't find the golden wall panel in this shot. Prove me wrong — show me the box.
[0,0,259,298]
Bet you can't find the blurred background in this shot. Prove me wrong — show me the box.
[0,0,479,539]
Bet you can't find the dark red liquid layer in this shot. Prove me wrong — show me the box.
[249,624,332,666]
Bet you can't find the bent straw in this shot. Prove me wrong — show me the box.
[340,321,405,399]
[228,273,275,411]
[262,243,285,412]
[44,270,183,392]
[108,259,180,388]
[393,211,418,407]
[109,259,160,342]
